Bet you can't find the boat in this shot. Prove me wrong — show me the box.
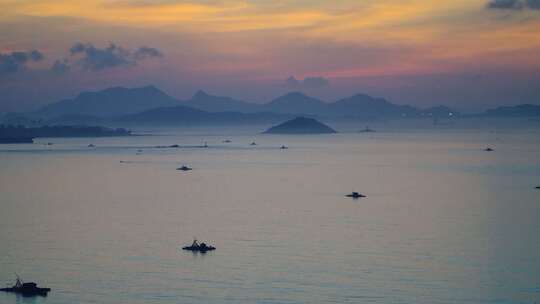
[177,165,192,171]
[346,192,366,198]
[250,142,257,146]
[484,147,494,152]
[88,144,95,148]
[0,276,50,297]
[182,239,216,253]
[359,126,375,133]
[280,145,288,149]
[222,139,232,143]
[536,186,540,189]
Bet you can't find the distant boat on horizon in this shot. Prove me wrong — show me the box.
[359,126,375,133]
[346,192,366,199]
[177,165,192,171]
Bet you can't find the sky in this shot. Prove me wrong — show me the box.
[1,0,539,112]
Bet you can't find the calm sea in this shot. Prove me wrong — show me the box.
[1,121,539,303]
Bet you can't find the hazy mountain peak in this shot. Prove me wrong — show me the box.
[281,91,309,98]
[339,93,388,104]
[330,93,418,118]
[483,103,540,117]
[264,92,326,115]
[36,85,179,118]
[271,91,320,101]
[184,90,258,113]
[192,90,210,99]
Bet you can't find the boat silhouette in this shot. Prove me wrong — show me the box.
[359,126,375,133]
[182,239,216,253]
[346,192,366,198]
[0,275,50,297]
[177,165,192,171]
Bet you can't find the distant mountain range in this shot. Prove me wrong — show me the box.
[480,104,540,117]
[35,85,178,118]
[118,104,291,125]
[185,90,428,118]
[182,90,260,113]
[2,85,538,126]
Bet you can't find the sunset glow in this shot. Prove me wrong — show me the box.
[1,0,539,111]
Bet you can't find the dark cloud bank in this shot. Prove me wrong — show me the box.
[0,50,44,76]
[0,42,163,76]
[487,0,540,9]
[1,42,163,78]
[68,42,163,71]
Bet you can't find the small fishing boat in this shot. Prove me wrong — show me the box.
[0,276,50,297]
[182,239,216,253]
[346,192,366,198]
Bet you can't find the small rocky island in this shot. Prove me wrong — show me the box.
[0,125,131,143]
[263,117,337,134]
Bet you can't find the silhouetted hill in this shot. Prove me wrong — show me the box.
[259,92,422,118]
[46,114,105,125]
[0,112,44,126]
[482,104,540,117]
[118,105,290,125]
[0,124,130,143]
[182,90,260,113]
[263,117,337,134]
[118,104,208,123]
[262,92,327,115]
[35,86,179,118]
[328,94,419,118]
